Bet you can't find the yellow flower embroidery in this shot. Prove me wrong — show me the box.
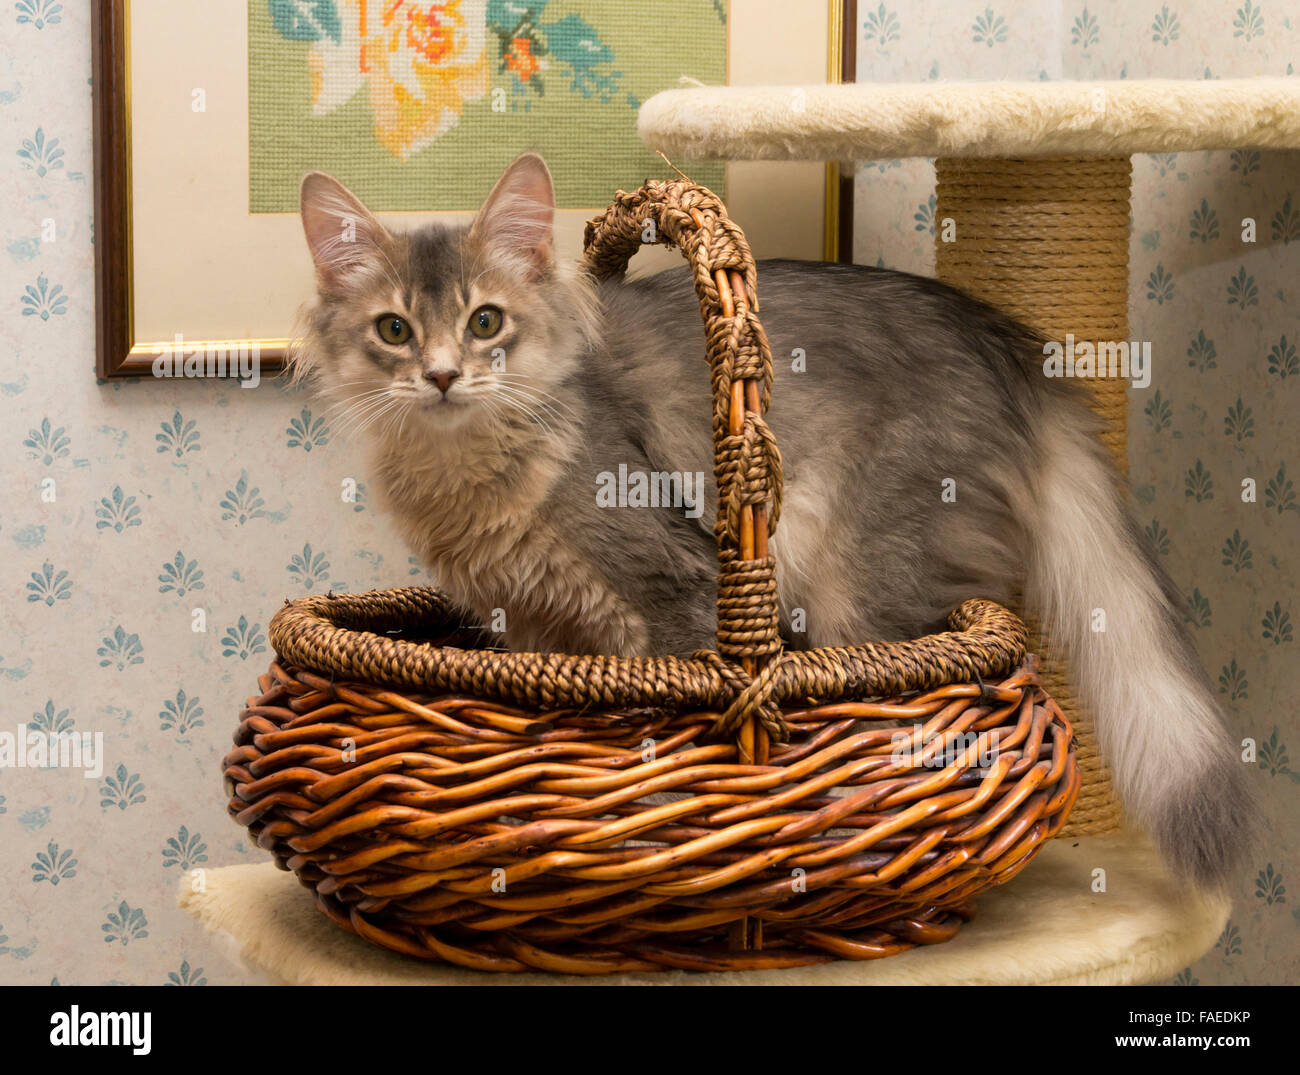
[307,1,489,161]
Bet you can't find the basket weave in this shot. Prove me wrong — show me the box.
[225,179,1079,973]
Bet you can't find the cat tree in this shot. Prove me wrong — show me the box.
[640,76,1298,836]
[632,76,1300,979]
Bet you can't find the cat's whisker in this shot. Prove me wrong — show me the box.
[485,387,568,448]
[377,397,413,444]
[319,387,393,418]
[328,396,389,433]
[351,392,405,431]
[321,385,392,406]
[330,387,395,419]
[321,378,392,392]
[484,382,564,429]
[475,394,509,429]
[468,392,524,447]
[351,400,403,441]
[474,380,547,422]
[333,393,403,439]
[490,374,579,416]
[314,380,396,413]
[487,380,575,427]
[488,399,565,453]
[488,384,566,425]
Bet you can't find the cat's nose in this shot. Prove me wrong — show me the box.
[423,368,460,394]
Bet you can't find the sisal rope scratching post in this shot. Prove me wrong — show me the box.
[935,155,1129,835]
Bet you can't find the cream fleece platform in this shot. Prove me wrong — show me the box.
[638,79,1300,161]
[179,832,1228,986]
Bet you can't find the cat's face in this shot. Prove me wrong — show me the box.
[295,154,591,438]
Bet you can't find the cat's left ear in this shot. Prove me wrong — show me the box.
[470,152,555,279]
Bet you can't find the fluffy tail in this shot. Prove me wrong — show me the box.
[1027,411,1255,890]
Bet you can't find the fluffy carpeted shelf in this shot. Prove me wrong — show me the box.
[179,833,1227,985]
[638,79,1300,161]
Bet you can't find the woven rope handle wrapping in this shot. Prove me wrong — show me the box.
[584,180,784,762]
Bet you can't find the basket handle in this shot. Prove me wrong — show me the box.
[584,180,783,764]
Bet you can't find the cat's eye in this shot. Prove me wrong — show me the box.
[467,305,503,339]
[376,314,412,345]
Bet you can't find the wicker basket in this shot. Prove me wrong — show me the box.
[224,179,1080,974]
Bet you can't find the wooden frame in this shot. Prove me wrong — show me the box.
[92,0,849,380]
[93,0,293,379]
[825,0,856,262]
[92,0,137,379]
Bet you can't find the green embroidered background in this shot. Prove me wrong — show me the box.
[248,0,726,212]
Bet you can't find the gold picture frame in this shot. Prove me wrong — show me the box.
[93,0,848,380]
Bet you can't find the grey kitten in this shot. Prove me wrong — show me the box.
[294,152,1252,890]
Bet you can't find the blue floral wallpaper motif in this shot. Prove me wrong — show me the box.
[854,1,1299,986]
[0,4,428,984]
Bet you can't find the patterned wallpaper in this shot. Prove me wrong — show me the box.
[852,2,1298,985]
[0,2,1293,987]
[2,3,421,985]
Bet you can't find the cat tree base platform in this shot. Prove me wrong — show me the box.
[179,832,1226,986]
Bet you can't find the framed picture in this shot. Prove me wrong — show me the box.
[93,0,847,380]
[827,0,855,262]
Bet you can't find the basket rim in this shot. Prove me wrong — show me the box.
[267,586,1028,715]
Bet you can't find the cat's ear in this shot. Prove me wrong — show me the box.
[299,171,390,292]
[470,152,555,279]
